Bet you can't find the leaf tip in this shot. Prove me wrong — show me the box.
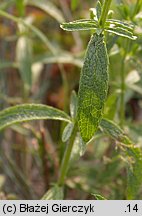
[132,35,137,40]
[60,23,64,29]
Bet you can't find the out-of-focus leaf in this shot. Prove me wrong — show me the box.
[70,133,80,163]
[16,35,32,89]
[60,20,98,31]
[125,70,140,85]
[135,11,142,20]
[70,133,86,164]
[127,84,142,95]
[41,185,63,200]
[0,104,71,131]
[16,0,25,17]
[79,136,86,156]
[96,1,102,20]
[27,0,65,23]
[62,122,74,143]
[32,63,44,86]
[101,118,142,199]
[70,91,78,119]
[34,52,83,68]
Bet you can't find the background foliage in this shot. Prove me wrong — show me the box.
[0,0,142,199]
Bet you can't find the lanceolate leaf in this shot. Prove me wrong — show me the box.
[106,19,134,32]
[70,90,78,119]
[77,34,109,142]
[62,122,74,143]
[61,18,136,39]
[96,1,102,21]
[101,118,142,199]
[60,20,98,31]
[41,185,63,200]
[0,104,71,131]
[106,27,137,40]
[100,118,131,143]
[70,133,86,164]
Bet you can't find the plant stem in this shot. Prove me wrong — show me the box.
[58,122,77,186]
[99,0,112,27]
[58,65,69,163]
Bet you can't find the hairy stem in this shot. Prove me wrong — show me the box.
[99,0,112,27]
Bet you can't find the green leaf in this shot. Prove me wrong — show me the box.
[89,8,97,20]
[106,19,134,32]
[106,27,137,40]
[101,118,142,199]
[127,84,142,95]
[0,104,71,131]
[62,122,74,143]
[70,90,78,119]
[79,136,86,156]
[60,20,98,31]
[70,133,81,163]
[77,34,109,142]
[96,1,102,21]
[70,133,86,164]
[127,147,142,199]
[125,70,140,85]
[100,118,132,144]
[27,0,65,23]
[41,185,63,200]
[92,193,106,200]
